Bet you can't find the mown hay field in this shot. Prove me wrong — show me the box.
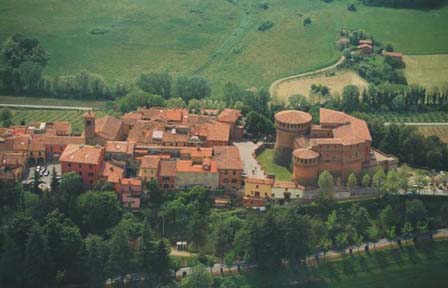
[404,55,448,88]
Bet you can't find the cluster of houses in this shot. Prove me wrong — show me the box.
[0,108,247,209]
[357,38,403,61]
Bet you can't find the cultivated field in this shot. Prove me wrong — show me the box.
[417,126,448,143]
[275,69,368,103]
[10,108,106,135]
[404,55,448,88]
[1,0,448,93]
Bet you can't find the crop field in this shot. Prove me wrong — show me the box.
[1,0,448,94]
[256,148,291,181]
[416,126,448,143]
[275,69,368,103]
[404,55,448,88]
[10,108,106,135]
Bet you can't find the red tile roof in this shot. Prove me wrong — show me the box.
[275,110,312,124]
[176,159,218,173]
[218,109,241,123]
[105,141,134,154]
[159,160,176,177]
[99,161,124,184]
[293,148,320,159]
[141,155,161,169]
[95,116,122,141]
[319,108,372,142]
[59,144,104,165]
[119,178,142,186]
[213,146,243,170]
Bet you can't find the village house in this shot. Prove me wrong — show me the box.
[59,144,105,186]
[138,155,160,181]
[213,146,243,192]
[271,181,304,200]
[244,177,274,199]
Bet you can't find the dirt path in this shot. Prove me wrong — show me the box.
[269,56,345,99]
[0,103,93,111]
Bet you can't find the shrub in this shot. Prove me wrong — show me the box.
[258,21,274,32]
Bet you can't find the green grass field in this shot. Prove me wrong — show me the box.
[1,0,448,94]
[222,240,448,288]
[10,108,106,135]
[256,148,291,181]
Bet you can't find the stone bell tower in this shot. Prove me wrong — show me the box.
[83,110,96,145]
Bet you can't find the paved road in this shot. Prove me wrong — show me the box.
[269,56,345,98]
[233,141,265,178]
[0,103,93,111]
[384,122,448,126]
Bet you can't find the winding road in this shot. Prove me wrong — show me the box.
[269,56,346,98]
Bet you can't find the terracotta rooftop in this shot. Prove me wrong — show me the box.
[119,178,142,186]
[99,161,124,184]
[383,51,403,57]
[203,121,230,143]
[0,152,26,167]
[141,155,161,169]
[218,109,241,123]
[59,144,104,165]
[293,148,320,159]
[12,135,31,152]
[105,141,134,154]
[245,177,274,185]
[275,110,312,124]
[95,116,122,141]
[176,159,218,173]
[159,160,176,177]
[319,108,372,142]
[213,146,243,170]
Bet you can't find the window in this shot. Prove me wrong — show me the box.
[68,163,71,167]
[90,180,93,185]
[233,170,236,175]
[224,170,228,175]
[256,185,259,189]
[224,179,229,183]
[79,172,82,176]
[78,163,82,168]
[231,179,237,184]
[89,164,93,169]
[88,172,94,177]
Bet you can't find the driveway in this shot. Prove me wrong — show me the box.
[233,141,265,178]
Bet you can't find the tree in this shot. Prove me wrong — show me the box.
[147,178,163,207]
[175,76,211,102]
[288,94,311,111]
[401,222,413,244]
[367,224,380,248]
[2,34,48,68]
[136,71,172,99]
[384,170,400,194]
[25,224,55,288]
[303,17,312,26]
[245,111,275,137]
[372,169,386,195]
[347,172,358,193]
[347,3,357,11]
[341,85,360,113]
[440,203,448,227]
[318,170,334,198]
[117,89,165,113]
[76,191,123,235]
[362,173,371,188]
[43,210,82,271]
[152,240,172,285]
[0,107,12,128]
[405,199,427,227]
[18,61,44,93]
[283,210,312,266]
[385,226,396,247]
[83,234,109,288]
[180,264,213,288]
[32,169,41,195]
[107,224,133,286]
[50,166,59,192]
[138,223,156,282]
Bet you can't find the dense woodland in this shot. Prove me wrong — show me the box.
[2,166,448,287]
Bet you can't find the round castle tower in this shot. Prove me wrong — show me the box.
[273,110,312,166]
[292,148,320,186]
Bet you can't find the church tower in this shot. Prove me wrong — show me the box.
[83,110,96,145]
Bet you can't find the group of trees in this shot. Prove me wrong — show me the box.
[358,115,448,171]
[0,173,172,288]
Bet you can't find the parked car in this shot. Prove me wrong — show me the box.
[44,170,50,177]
